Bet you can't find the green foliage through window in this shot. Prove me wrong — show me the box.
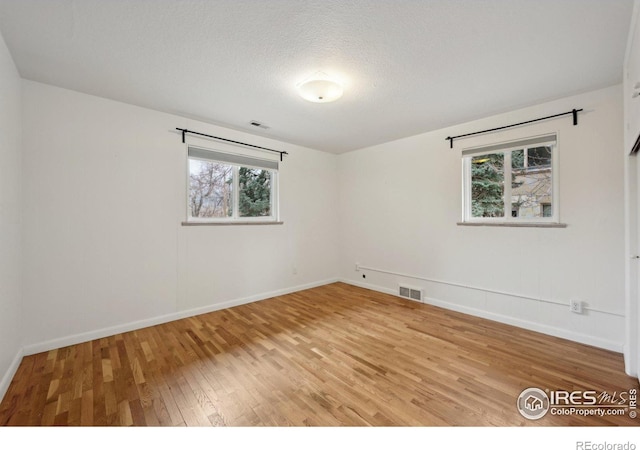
[471,153,504,217]
[239,168,271,217]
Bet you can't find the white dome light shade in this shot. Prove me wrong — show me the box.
[298,74,343,103]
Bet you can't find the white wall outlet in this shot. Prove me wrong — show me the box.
[570,300,583,314]
[355,262,360,271]
[292,265,297,275]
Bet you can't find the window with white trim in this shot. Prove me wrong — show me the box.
[462,134,557,223]
[187,146,278,222]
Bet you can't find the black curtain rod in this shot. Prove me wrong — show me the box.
[176,128,289,161]
[445,108,583,149]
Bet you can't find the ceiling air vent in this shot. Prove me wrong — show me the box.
[399,285,423,302]
[249,120,270,130]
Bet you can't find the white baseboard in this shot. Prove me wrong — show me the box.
[0,348,24,404]
[341,278,623,353]
[344,278,398,297]
[23,278,339,356]
[422,295,622,352]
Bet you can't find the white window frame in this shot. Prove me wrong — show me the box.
[461,133,559,224]
[186,145,279,224]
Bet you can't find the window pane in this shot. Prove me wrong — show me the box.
[471,153,504,217]
[527,146,552,167]
[511,147,552,219]
[238,167,272,217]
[188,160,233,218]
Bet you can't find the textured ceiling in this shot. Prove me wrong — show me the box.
[0,0,634,153]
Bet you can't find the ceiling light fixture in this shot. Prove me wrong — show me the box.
[297,72,343,103]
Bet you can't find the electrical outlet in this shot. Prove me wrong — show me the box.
[570,300,583,314]
[355,262,360,271]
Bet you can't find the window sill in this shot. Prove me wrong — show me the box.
[457,222,567,228]
[182,221,284,226]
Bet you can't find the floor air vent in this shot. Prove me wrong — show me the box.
[399,285,423,302]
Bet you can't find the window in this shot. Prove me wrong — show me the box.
[462,134,557,223]
[187,146,278,222]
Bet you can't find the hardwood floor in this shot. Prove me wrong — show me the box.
[0,282,638,426]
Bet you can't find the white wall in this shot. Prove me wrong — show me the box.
[623,0,640,377]
[21,80,339,352]
[338,85,626,351]
[0,31,23,399]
